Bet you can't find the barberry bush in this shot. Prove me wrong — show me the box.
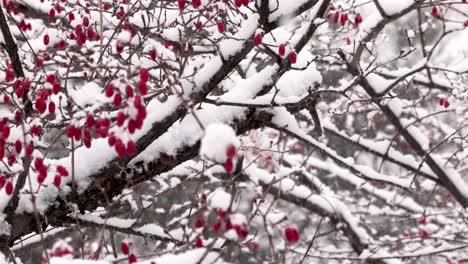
[0,0,467,263]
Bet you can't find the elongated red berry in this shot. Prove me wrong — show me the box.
[34,157,44,170]
[224,158,233,173]
[53,175,61,187]
[217,21,225,33]
[195,238,203,248]
[192,0,201,8]
[127,140,136,156]
[289,52,297,64]
[114,93,122,107]
[340,13,348,26]
[149,49,157,60]
[178,0,186,9]
[57,165,69,177]
[66,125,75,138]
[279,44,286,56]
[355,13,363,25]
[431,6,439,18]
[15,140,21,154]
[5,181,13,195]
[128,253,137,263]
[195,217,204,228]
[26,143,33,156]
[105,84,114,97]
[284,227,299,243]
[226,144,236,158]
[120,241,129,255]
[48,101,56,114]
[333,12,340,24]
[43,34,50,45]
[86,114,95,128]
[253,33,262,46]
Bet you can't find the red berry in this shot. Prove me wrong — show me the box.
[53,175,61,187]
[35,99,47,114]
[234,224,248,239]
[2,126,10,139]
[5,181,13,195]
[68,12,75,21]
[15,140,21,154]
[43,34,50,45]
[128,253,137,263]
[195,238,203,248]
[432,6,439,18]
[192,0,201,8]
[117,112,126,127]
[84,139,92,148]
[31,125,40,136]
[120,242,129,255]
[105,84,114,97]
[140,68,149,82]
[253,33,262,46]
[127,140,136,156]
[116,41,124,53]
[14,110,22,123]
[224,158,233,173]
[249,241,259,250]
[115,140,126,157]
[48,101,56,114]
[289,52,297,64]
[26,143,33,156]
[419,229,429,238]
[214,220,222,233]
[15,87,24,99]
[226,144,236,158]
[419,216,426,225]
[149,49,157,60]
[86,114,95,128]
[128,120,136,134]
[34,158,44,170]
[284,227,299,243]
[52,83,60,94]
[49,8,56,19]
[195,217,204,228]
[114,93,122,107]
[83,16,90,27]
[7,154,15,166]
[108,135,116,146]
[279,44,286,56]
[38,166,47,179]
[87,28,94,39]
[333,12,340,24]
[37,171,46,183]
[57,165,69,177]
[355,13,363,25]
[126,85,134,97]
[340,13,348,26]
[66,125,75,138]
[178,0,186,9]
[217,21,225,33]
[138,81,147,95]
